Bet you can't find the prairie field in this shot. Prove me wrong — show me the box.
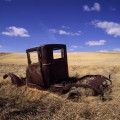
[0,52,120,120]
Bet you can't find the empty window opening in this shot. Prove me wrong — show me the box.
[29,51,39,63]
[53,49,62,59]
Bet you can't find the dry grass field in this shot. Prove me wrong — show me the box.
[0,52,120,120]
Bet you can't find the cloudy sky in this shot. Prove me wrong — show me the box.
[0,0,120,52]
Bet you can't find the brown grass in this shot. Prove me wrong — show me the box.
[0,52,120,120]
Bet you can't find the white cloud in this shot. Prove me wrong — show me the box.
[61,26,70,29]
[58,30,70,35]
[113,48,120,52]
[2,26,30,37]
[71,45,78,48]
[83,3,101,12]
[110,7,116,11]
[91,3,101,11]
[0,45,2,48]
[68,45,78,52]
[83,5,90,11]
[49,29,81,36]
[92,21,120,37]
[85,40,106,46]
[99,50,109,52]
[49,29,57,33]
[68,49,74,52]
[72,31,81,36]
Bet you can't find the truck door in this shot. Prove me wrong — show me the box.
[27,51,44,86]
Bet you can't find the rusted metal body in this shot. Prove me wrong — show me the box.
[25,44,68,88]
[3,73,25,86]
[62,75,112,96]
[3,44,112,97]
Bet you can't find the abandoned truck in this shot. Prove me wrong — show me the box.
[3,44,112,97]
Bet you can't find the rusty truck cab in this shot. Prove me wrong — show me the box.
[26,44,69,88]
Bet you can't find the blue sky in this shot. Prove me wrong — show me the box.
[0,0,120,52]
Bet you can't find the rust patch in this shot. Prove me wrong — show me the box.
[3,73,25,86]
